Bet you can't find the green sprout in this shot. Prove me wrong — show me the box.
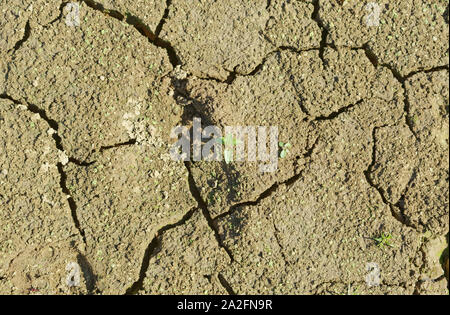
[218,134,240,164]
[279,142,291,158]
[373,232,394,249]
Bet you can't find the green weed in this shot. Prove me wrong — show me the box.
[373,232,394,249]
[279,141,291,158]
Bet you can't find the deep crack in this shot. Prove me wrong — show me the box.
[218,273,236,295]
[12,20,31,53]
[68,157,96,167]
[76,251,98,294]
[359,43,379,69]
[155,0,172,36]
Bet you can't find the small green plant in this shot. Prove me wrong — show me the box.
[278,141,291,158]
[218,134,240,164]
[373,232,394,249]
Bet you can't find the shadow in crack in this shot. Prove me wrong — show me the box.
[440,233,449,288]
[172,75,243,208]
[217,209,247,240]
[218,273,236,295]
[203,160,242,209]
[77,253,98,294]
[13,20,31,51]
[444,4,449,24]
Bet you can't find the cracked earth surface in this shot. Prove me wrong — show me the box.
[0,0,448,295]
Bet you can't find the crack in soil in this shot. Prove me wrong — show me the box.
[81,0,181,67]
[123,158,238,295]
[2,0,447,295]
[184,162,235,263]
[81,0,329,85]
[167,69,237,264]
[218,273,236,295]
[68,157,96,167]
[99,139,137,152]
[11,20,31,53]
[352,45,449,233]
[225,46,320,84]
[124,208,197,295]
[312,0,331,67]
[356,44,449,142]
[46,1,70,27]
[57,139,138,166]
[351,43,449,231]
[403,65,450,81]
[0,94,64,150]
[76,251,98,294]
[363,126,417,229]
[57,163,87,245]
[181,44,322,85]
[0,94,98,291]
[155,0,172,36]
[214,137,319,222]
[314,99,364,121]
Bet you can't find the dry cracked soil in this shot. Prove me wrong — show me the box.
[0,0,449,295]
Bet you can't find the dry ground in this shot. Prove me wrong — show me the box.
[0,0,449,295]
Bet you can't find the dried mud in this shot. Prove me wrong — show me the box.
[0,0,448,295]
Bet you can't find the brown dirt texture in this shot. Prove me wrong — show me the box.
[0,0,448,295]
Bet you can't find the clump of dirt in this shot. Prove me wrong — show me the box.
[139,210,230,295]
[4,1,172,161]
